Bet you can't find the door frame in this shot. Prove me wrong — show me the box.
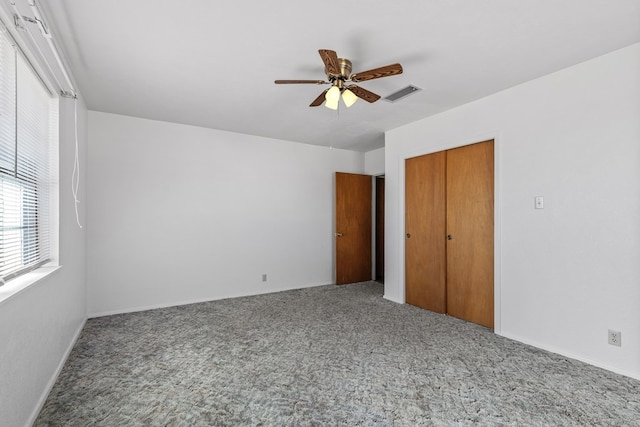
[398,134,502,333]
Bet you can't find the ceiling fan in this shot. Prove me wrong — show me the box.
[275,49,403,110]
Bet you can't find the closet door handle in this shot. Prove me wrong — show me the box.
[406,233,411,238]
[447,234,453,240]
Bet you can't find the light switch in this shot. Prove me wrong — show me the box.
[535,196,544,209]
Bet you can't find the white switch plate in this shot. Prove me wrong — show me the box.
[535,196,544,209]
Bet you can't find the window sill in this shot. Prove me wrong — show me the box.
[0,265,62,306]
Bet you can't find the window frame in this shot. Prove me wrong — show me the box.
[0,17,59,288]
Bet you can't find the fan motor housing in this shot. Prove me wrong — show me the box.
[326,58,353,81]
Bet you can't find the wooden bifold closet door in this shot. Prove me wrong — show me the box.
[405,140,494,328]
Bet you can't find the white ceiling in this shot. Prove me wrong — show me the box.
[40,0,640,151]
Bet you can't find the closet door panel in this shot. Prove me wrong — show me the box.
[405,152,446,313]
[446,141,494,328]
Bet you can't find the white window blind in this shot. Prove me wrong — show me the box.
[0,27,54,282]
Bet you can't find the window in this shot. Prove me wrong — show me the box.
[0,26,56,283]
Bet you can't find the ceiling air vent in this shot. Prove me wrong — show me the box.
[383,85,421,102]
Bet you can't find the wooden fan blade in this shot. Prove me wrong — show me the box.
[310,89,329,107]
[275,80,327,84]
[348,85,381,103]
[351,63,403,82]
[319,49,340,76]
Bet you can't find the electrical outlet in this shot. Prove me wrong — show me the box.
[262,274,267,282]
[608,330,621,347]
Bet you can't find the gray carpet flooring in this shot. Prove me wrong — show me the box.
[36,282,640,426]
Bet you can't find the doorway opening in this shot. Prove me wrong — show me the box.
[375,176,385,283]
[334,172,385,286]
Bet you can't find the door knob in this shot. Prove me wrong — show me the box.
[447,234,453,240]
[406,233,411,238]
[335,232,343,237]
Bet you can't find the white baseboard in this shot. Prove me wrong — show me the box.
[383,294,404,304]
[88,282,334,318]
[26,318,87,427]
[497,331,640,381]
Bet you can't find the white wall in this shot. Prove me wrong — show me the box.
[0,98,88,426]
[87,112,364,316]
[385,43,640,379]
[365,147,385,176]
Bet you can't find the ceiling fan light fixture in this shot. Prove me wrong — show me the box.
[325,85,340,101]
[325,97,339,110]
[325,85,341,109]
[342,88,357,107]
[276,49,403,109]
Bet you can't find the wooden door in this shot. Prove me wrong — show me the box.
[446,140,494,328]
[335,172,372,285]
[405,152,447,313]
